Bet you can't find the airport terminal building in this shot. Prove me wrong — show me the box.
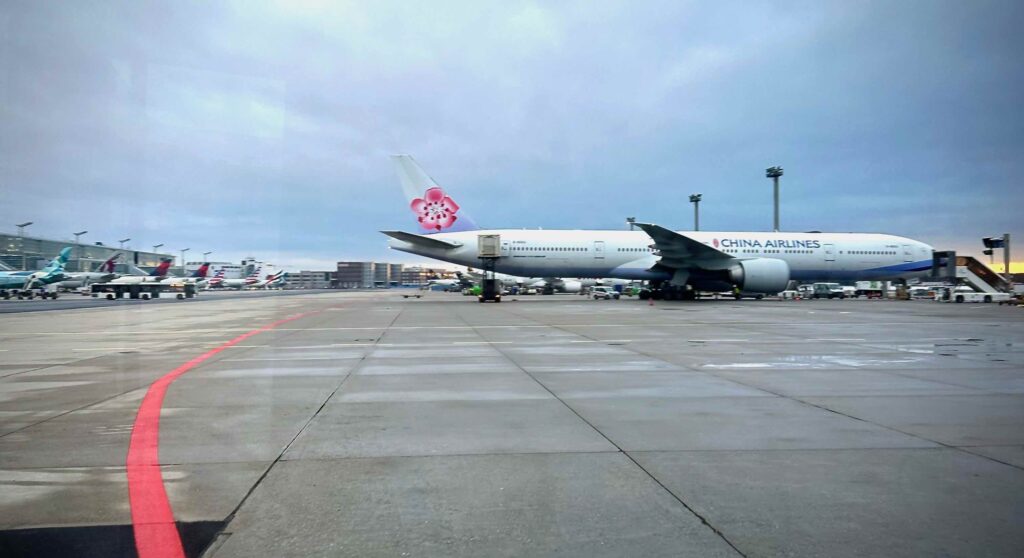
[0,233,172,273]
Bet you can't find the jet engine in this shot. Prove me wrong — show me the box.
[559,280,582,294]
[727,258,790,293]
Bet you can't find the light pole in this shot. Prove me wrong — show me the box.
[203,251,212,262]
[73,230,88,272]
[119,237,131,249]
[16,222,32,270]
[151,244,164,268]
[180,248,190,276]
[1006,233,1012,287]
[689,194,702,231]
[766,166,784,232]
[983,234,1013,286]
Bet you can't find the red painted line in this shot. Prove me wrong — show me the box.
[127,312,316,558]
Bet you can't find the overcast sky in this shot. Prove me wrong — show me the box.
[1,1,1021,270]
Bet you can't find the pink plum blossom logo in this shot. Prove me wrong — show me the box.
[411,187,460,231]
[712,238,720,248]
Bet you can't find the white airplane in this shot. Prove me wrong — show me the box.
[246,270,286,289]
[58,253,122,289]
[382,156,935,298]
[218,266,261,289]
[102,259,174,285]
[206,268,226,289]
[159,262,211,287]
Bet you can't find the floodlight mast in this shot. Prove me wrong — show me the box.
[73,230,88,272]
[16,222,33,269]
[689,194,702,231]
[766,166,784,232]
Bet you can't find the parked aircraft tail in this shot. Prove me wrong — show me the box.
[99,253,121,273]
[392,155,479,234]
[151,259,173,277]
[44,247,73,271]
[191,263,210,278]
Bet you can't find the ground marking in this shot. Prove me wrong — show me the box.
[126,311,316,558]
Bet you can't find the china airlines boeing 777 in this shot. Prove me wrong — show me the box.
[383,156,934,297]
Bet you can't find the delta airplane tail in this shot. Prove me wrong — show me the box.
[150,259,173,277]
[191,263,210,278]
[392,155,479,234]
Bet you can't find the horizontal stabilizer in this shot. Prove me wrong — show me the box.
[381,230,463,250]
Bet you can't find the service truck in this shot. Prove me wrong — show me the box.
[934,286,1011,304]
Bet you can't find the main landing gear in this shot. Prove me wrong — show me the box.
[637,281,698,301]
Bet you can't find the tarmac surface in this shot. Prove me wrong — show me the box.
[1,290,1023,557]
[0,288,336,314]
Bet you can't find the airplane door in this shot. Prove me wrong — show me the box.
[824,243,835,262]
[902,244,912,262]
[593,241,605,259]
[501,240,510,258]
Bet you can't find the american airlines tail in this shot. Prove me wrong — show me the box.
[392,155,479,234]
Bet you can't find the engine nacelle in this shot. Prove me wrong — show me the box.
[728,258,790,293]
[559,280,582,293]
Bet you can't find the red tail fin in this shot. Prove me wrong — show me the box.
[151,259,172,277]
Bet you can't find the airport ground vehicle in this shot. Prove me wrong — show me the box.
[91,282,197,300]
[935,286,1011,304]
[853,281,884,298]
[812,283,846,299]
[591,286,620,300]
[478,278,501,303]
[909,286,941,299]
[0,286,60,300]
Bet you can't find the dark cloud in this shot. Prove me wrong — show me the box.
[1,1,1021,268]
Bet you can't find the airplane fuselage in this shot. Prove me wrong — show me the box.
[389,229,934,284]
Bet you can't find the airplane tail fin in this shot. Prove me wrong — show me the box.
[100,253,121,273]
[392,155,479,234]
[192,263,210,278]
[151,258,172,277]
[45,247,73,271]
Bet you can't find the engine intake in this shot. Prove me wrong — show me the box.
[728,258,790,293]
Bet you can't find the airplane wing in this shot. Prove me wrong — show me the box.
[634,222,734,270]
[381,231,463,250]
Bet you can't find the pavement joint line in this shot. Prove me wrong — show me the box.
[125,309,332,558]
[4,321,1013,335]
[0,377,166,440]
[452,305,751,558]
[71,347,141,351]
[211,304,407,549]
[698,370,1024,474]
